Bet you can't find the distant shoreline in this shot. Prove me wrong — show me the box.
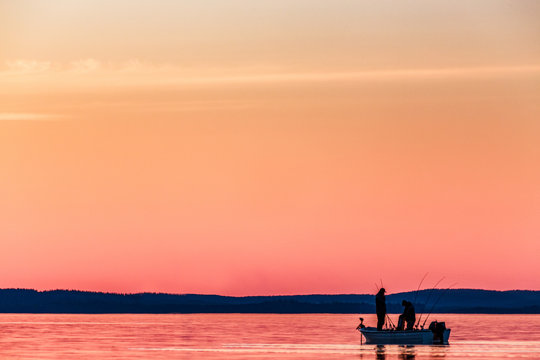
[0,288,538,314]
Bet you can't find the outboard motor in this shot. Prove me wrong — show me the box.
[429,321,446,344]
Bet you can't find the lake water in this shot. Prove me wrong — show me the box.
[0,314,538,359]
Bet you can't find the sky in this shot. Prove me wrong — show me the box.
[0,0,539,295]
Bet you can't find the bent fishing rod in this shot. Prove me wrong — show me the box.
[421,282,458,329]
[415,276,445,328]
[413,272,429,306]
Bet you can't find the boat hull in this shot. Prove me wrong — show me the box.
[359,328,451,345]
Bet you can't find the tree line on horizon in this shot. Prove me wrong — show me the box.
[0,288,538,314]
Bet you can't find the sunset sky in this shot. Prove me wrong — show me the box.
[1,1,539,295]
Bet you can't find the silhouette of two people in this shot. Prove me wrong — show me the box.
[397,300,416,330]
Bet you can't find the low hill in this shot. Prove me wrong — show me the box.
[0,288,538,314]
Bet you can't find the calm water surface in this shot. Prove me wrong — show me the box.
[0,314,538,359]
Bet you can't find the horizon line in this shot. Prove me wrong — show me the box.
[1,287,537,297]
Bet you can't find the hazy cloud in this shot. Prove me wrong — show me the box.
[0,113,64,120]
[5,60,52,74]
[2,59,540,100]
[2,59,540,84]
[68,58,102,73]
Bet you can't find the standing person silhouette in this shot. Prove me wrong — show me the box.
[375,288,386,331]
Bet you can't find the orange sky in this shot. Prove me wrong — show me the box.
[0,1,539,295]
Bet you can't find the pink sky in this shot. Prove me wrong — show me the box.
[0,1,539,295]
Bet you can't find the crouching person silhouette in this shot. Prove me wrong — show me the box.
[396,300,416,330]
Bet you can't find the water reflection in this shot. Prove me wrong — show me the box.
[0,314,537,359]
[359,344,450,360]
[376,345,386,360]
[398,345,416,359]
[428,345,448,358]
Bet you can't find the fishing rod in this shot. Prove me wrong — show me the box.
[413,273,429,305]
[421,283,457,329]
[385,314,396,329]
[411,273,428,330]
[415,276,445,328]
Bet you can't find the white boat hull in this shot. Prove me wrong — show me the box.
[359,328,451,345]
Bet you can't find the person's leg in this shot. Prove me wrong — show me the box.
[397,314,404,330]
[377,313,385,331]
[406,319,414,330]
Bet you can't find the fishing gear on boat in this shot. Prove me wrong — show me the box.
[421,283,457,329]
[413,273,428,305]
[415,276,445,328]
[385,314,396,329]
[356,318,365,345]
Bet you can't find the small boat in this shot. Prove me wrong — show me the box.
[358,326,451,345]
